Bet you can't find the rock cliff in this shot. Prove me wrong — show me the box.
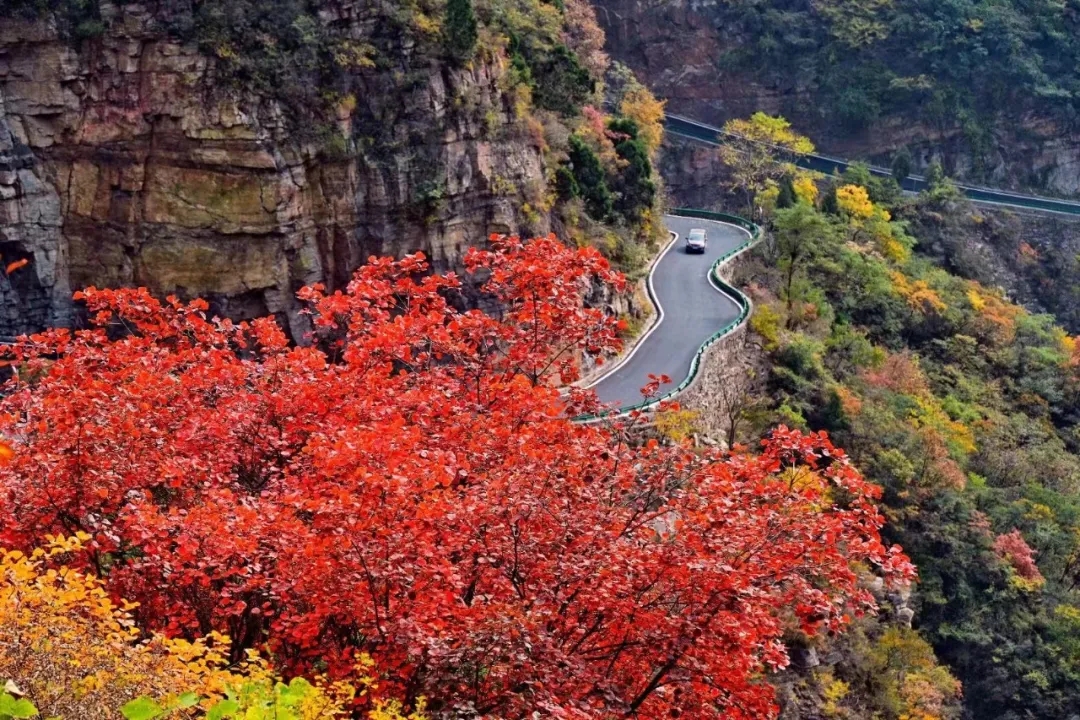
[0,1,549,337]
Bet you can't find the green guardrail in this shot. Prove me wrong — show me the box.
[574,209,762,422]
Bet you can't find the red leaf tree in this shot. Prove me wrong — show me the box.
[0,235,912,718]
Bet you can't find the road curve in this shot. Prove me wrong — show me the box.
[587,215,750,412]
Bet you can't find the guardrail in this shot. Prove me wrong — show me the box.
[574,208,761,422]
[664,114,1080,217]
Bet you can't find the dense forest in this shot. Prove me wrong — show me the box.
[727,156,1080,718]
[717,0,1080,136]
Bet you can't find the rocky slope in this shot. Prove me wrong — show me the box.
[594,0,1080,196]
[0,1,551,338]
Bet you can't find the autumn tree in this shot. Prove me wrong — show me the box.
[619,86,665,158]
[561,0,608,78]
[718,113,815,218]
[0,237,910,719]
[836,184,875,221]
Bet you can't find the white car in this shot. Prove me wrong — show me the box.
[686,228,708,253]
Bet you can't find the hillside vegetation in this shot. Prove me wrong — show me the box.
[719,0,1080,139]
[733,152,1080,718]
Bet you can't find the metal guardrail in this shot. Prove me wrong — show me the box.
[664,114,1080,216]
[574,209,761,422]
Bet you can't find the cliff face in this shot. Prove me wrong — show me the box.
[594,0,1080,196]
[0,2,547,337]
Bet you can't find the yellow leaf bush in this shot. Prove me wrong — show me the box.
[0,536,409,719]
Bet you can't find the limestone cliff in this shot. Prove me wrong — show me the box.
[0,2,550,338]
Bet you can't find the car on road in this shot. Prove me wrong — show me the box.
[685,228,708,253]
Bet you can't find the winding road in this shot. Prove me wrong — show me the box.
[587,215,750,412]
[584,114,1080,417]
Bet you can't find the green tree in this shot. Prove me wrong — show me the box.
[568,134,613,220]
[892,148,913,184]
[529,44,595,116]
[608,118,656,222]
[777,176,797,209]
[772,202,835,328]
[444,0,478,64]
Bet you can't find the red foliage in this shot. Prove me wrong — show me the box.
[861,352,929,397]
[993,530,1045,584]
[0,235,911,719]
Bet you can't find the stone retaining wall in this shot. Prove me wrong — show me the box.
[675,251,761,443]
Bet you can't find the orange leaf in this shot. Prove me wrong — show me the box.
[6,259,29,275]
[0,441,14,464]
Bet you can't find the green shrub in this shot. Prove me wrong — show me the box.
[567,135,612,221]
[527,44,594,116]
[445,0,478,63]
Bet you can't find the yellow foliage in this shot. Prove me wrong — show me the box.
[619,87,666,158]
[1066,334,1080,369]
[793,173,819,205]
[782,467,834,511]
[0,536,390,719]
[891,271,947,314]
[1054,604,1080,624]
[820,671,850,717]
[409,9,441,37]
[871,628,961,720]
[756,182,781,216]
[879,234,910,264]
[369,699,429,720]
[1007,573,1045,593]
[912,397,976,457]
[718,113,814,214]
[654,407,701,443]
[332,41,376,70]
[965,282,1022,344]
[816,0,893,47]
[864,206,907,263]
[1058,332,1077,363]
[723,112,816,155]
[836,184,875,220]
[750,302,783,351]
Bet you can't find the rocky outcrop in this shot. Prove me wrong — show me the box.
[0,2,548,337]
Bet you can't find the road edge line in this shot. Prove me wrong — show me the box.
[579,227,680,390]
[578,219,758,423]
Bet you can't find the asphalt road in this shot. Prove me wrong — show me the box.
[665,114,1080,217]
[588,215,749,411]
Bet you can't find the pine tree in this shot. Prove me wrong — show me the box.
[568,135,613,220]
[445,0,478,64]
